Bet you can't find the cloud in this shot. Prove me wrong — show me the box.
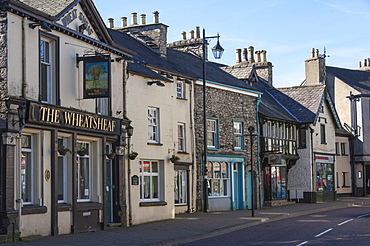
[314,0,370,19]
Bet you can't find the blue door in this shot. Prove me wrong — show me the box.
[232,163,245,210]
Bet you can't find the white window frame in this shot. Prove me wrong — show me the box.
[207,119,218,148]
[21,134,34,205]
[148,107,159,143]
[140,160,160,202]
[77,142,91,202]
[178,123,186,152]
[176,81,185,99]
[57,138,67,203]
[40,36,56,104]
[233,121,243,150]
[175,170,187,205]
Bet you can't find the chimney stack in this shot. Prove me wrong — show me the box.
[131,12,138,25]
[153,11,159,23]
[235,49,242,64]
[121,17,127,27]
[140,14,146,25]
[248,46,255,63]
[196,26,200,38]
[242,48,248,62]
[108,18,114,28]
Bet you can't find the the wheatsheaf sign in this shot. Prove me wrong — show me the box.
[28,103,120,135]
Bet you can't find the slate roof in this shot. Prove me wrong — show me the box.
[268,85,325,123]
[253,78,298,122]
[17,0,77,17]
[109,29,260,92]
[326,66,370,93]
[221,65,254,80]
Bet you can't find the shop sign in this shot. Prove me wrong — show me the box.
[268,154,282,165]
[28,103,120,135]
[315,154,334,163]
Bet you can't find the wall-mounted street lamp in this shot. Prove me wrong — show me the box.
[202,29,224,213]
[29,22,52,32]
[147,81,165,87]
[12,104,27,133]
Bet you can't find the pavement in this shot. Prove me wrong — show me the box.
[6,196,370,246]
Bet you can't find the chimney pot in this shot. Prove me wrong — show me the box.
[261,50,267,62]
[196,26,200,38]
[315,49,319,58]
[365,59,368,67]
[248,46,255,63]
[190,30,195,39]
[311,48,315,58]
[359,61,362,68]
[153,11,159,23]
[235,49,242,64]
[108,18,114,28]
[121,17,127,27]
[140,14,146,25]
[131,12,138,25]
[181,31,186,40]
[242,48,248,62]
[255,51,261,62]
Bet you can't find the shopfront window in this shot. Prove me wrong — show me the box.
[316,163,334,191]
[270,166,287,199]
[21,135,33,204]
[174,170,187,205]
[207,162,229,197]
[77,142,90,201]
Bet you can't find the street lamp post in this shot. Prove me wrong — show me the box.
[202,28,224,212]
[248,126,256,217]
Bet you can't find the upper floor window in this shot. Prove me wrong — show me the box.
[176,81,185,99]
[298,128,306,149]
[320,124,326,144]
[341,143,347,155]
[96,97,109,115]
[233,121,243,150]
[148,107,159,143]
[207,119,218,148]
[178,123,186,152]
[335,142,340,155]
[40,35,58,104]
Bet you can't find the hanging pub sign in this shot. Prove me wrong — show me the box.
[83,56,110,98]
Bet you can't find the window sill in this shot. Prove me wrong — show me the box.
[58,203,72,212]
[177,151,189,154]
[139,201,167,207]
[207,147,218,151]
[22,205,47,215]
[342,186,351,188]
[176,97,187,101]
[147,142,163,146]
[233,149,246,152]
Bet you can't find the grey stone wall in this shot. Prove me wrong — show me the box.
[0,11,7,128]
[255,62,273,84]
[194,84,258,211]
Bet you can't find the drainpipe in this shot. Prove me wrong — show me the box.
[22,17,27,97]
[309,126,315,202]
[255,95,262,208]
[189,81,195,212]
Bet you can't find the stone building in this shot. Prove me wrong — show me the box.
[0,0,136,240]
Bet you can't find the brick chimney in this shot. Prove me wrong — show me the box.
[112,11,168,57]
[305,48,326,85]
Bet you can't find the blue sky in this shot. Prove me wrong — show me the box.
[93,0,370,87]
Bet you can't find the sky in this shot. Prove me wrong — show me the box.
[93,0,370,88]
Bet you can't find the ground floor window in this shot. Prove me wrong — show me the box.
[77,142,91,201]
[58,138,67,203]
[140,160,160,201]
[265,166,287,200]
[174,170,187,205]
[316,163,334,191]
[21,134,33,204]
[207,161,229,197]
